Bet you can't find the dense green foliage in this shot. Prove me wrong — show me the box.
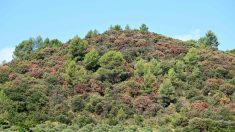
[198,30,220,49]
[68,36,88,61]
[1,25,235,131]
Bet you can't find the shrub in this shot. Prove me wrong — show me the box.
[187,117,235,131]
[229,76,235,85]
[30,68,44,79]
[117,108,127,121]
[0,72,8,84]
[215,67,229,78]
[71,95,85,112]
[25,88,48,111]
[85,95,103,113]
[0,90,14,125]
[30,121,70,131]
[219,83,235,96]
[72,113,95,128]
[134,96,153,114]
[191,100,208,111]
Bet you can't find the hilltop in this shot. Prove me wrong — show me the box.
[1,24,235,131]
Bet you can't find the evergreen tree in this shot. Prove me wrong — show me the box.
[85,29,99,38]
[184,48,198,64]
[64,60,79,86]
[110,25,122,31]
[98,51,124,69]
[198,30,219,49]
[134,59,148,77]
[84,50,100,71]
[68,36,88,61]
[125,24,130,30]
[141,73,156,94]
[139,24,148,33]
[159,79,176,107]
[13,36,43,60]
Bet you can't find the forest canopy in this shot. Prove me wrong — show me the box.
[1,24,235,132]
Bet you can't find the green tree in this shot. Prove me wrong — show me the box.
[135,59,162,77]
[77,67,89,82]
[134,59,148,76]
[96,51,127,83]
[110,25,122,31]
[40,38,62,49]
[64,60,79,86]
[84,50,100,71]
[139,24,148,33]
[14,36,45,60]
[65,61,89,86]
[159,79,176,107]
[141,73,156,94]
[125,24,131,30]
[85,29,99,38]
[184,47,198,64]
[33,36,44,49]
[150,59,163,76]
[68,36,88,61]
[188,67,202,82]
[167,68,176,81]
[14,39,34,60]
[98,51,124,69]
[198,30,219,49]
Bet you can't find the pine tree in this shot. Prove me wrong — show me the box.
[84,49,100,71]
[198,30,219,49]
[139,24,148,33]
[159,79,176,107]
[68,36,88,61]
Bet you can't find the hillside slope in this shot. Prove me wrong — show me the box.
[1,25,235,131]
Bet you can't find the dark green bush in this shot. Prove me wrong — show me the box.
[71,95,85,112]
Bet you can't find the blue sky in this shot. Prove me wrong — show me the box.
[0,0,234,62]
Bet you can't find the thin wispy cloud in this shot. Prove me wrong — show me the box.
[174,29,201,41]
[0,47,14,63]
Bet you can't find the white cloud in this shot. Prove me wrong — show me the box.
[0,47,14,63]
[174,29,201,41]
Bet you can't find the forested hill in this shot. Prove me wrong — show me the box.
[1,24,235,131]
